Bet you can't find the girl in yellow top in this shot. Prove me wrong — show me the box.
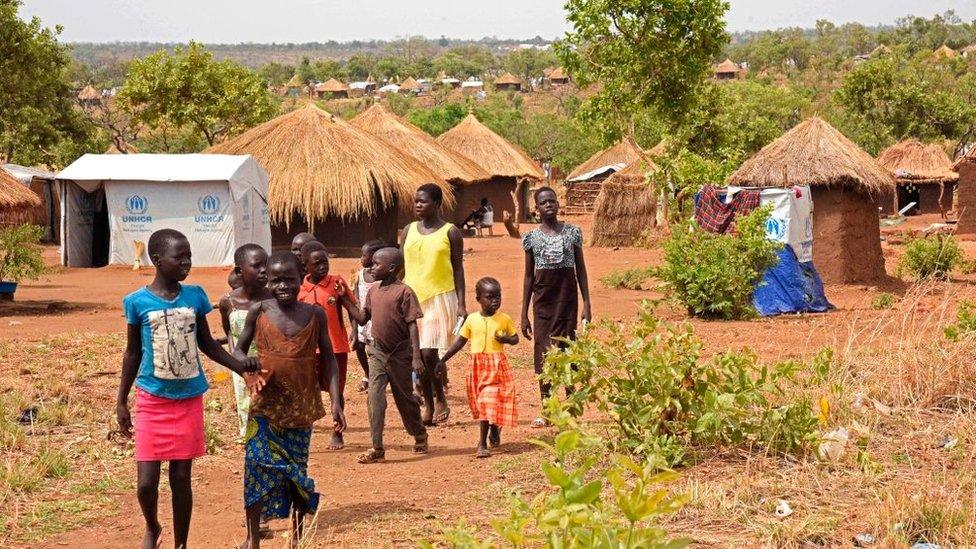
[437,277,518,458]
[402,183,467,426]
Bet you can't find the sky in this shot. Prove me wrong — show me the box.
[18,0,976,43]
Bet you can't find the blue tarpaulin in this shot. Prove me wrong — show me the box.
[753,246,833,316]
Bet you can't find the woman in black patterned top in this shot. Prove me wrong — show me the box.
[520,187,592,427]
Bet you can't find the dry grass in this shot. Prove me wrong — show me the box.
[436,114,545,180]
[590,176,658,248]
[205,104,451,227]
[0,169,42,226]
[877,140,958,184]
[726,117,896,193]
[399,77,421,92]
[350,103,490,185]
[567,138,644,181]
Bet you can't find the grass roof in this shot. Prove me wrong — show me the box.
[877,140,958,183]
[285,74,303,88]
[400,77,421,91]
[436,114,544,180]
[495,72,522,86]
[350,103,490,185]
[726,117,895,193]
[591,165,657,247]
[316,78,349,92]
[567,138,644,181]
[549,67,569,80]
[934,44,958,58]
[0,168,42,225]
[714,58,739,74]
[953,146,976,169]
[77,85,100,101]
[205,104,449,226]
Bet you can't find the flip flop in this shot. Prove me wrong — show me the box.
[357,448,385,464]
[433,407,451,425]
[476,447,491,458]
[531,417,549,429]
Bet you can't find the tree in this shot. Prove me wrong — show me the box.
[258,62,295,86]
[556,0,730,138]
[0,0,98,166]
[502,48,558,83]
[312,59,346,82]
[118,42,278,148]
[407,103,467,136]
[345,54,376,81]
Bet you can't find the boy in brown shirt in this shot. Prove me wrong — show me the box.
[338,247,429,463]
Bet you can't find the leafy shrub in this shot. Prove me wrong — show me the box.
[601,266,655,290]
[654,207,782,319]
[421,426,689,549]
[0,224,47,283]
[898,235,963,281]
[541,304,820,467]
[944,300,976,342]
[871,292,896,310]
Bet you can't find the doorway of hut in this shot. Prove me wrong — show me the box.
[90,189,110,267]
[897,184,921,216]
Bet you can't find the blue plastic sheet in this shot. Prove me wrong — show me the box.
[753,246,833,317]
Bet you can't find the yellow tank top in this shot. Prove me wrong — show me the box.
[403,222,455,303]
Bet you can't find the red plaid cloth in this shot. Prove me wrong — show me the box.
[466,353,517,427]
[695,185,761,234]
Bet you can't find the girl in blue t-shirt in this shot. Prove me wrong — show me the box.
[116,229,261,549]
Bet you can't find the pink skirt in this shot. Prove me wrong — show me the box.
[134,388,206,462]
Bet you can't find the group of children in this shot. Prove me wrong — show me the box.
[116,186,590,548]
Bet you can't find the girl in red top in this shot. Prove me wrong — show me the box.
[297,240,355,450]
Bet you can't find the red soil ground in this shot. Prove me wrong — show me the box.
[4,214,974,547]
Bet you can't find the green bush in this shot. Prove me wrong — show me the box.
[540,304,820,467]
[0,224,46,283]
[601,266,655,290]
[898,235,963,281]
[871,292,896,310]
[944,300,976,342]
[654,207,782,319]
[421,426,689,549]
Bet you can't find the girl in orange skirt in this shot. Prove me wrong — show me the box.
[437,277,519,457]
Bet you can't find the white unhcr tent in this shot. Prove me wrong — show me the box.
[57,154,271,267]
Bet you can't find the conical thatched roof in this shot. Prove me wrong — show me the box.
[953,146,976,169]
[549,67,569,80]
[934,44,958,58]
[726,117,895,193]
[714,58,739,74]
[436,114,544,180]
[495,72,522,86]
[205,105,449,225]
[400,77,421,91]
[603,156,658,185]
[365,73,375,84]
[0,168,42,225]
[567,138,644,181]
[285,74,303,88]
[77,85,100,101]
[591,160,658,247]
[350,104,490,185]
[877,140,958,183]
[316,78,349,93]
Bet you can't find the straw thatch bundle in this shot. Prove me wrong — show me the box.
[567,138,643,181]
[350,104,490,185]
[436,114,544,180]
[877,140,958,184]
[955,147,976,169]
[400,77,421,92]
[726,117,895,193]
[0,168,42,225]
[714,58,739,74]
[590,159,658,247]
[495,72,522,86]
[206,104,449,226]
[77,85,100,101]
[316,78,349,93]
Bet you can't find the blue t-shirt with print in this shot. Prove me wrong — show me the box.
[123,284,212,399]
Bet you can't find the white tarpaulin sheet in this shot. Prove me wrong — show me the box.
[729,185,814,262]
[567,162,628,182]
[57,154,270,267]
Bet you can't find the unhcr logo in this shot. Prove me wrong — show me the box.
[122,194,152,223]
[196,194,224,223]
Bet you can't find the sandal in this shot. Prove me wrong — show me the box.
[488,425,501,448]
[476,446,491,458]
[433,406,451,425]
[357,448,385,464]
[414,433,429,454]
[531,417,549,429]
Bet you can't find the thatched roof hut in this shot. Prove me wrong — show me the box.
[934,44,958,58]
[350,104,489,185]
[285,74,303,88]
[727,117,894,283]
[0,167,42,226]
[714,59,739,79]
[590,158,659,247]
[567,138,644,182]
[869,44,892,57]
[877,140,958,216]
[77,85,100,101]
[437,114,543,221]
[399,77,421,93]
[3,164,58,241]
[315,78,349,98]
[205,104,449,251]
[548,66,570,84]
[494,72,523,91]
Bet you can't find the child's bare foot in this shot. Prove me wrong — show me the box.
[422,407,435,426]
[142,525,162,549]
[476,445,490,458]
[358,448,385,464]
[328,432,344,450]
[489,425,501,448]
[414,432,429,453]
